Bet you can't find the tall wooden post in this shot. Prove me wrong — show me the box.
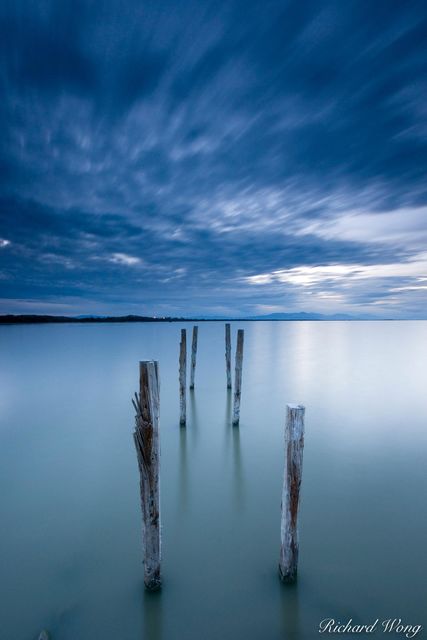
[225,323,232,389]
[179,329,187,425]
[132,361,161,591]
[189,326,198,390]
[232,329,244,425]
[279,404,305,584]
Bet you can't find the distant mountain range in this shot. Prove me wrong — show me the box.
[245,311,374,320]
[0,312,384,324]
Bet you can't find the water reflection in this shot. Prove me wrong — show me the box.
[279,582,300,639]
[225,389,232,426]
[222,390,245,507]
[179,424,188,511]
[1,321,426,640]
[223,390,232,452]
[232,423,244,509]
[189,390,199,446]
[143,590,162,640]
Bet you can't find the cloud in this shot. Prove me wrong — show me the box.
[246,254,427,288]
[297,206,427,250]
[244,253,427,317]
[108,253,142,266]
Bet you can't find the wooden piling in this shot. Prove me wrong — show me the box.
[279,404,305,584]
[132,361,161,591]
[179,329,187,424]
[232,329,244,425]
[225,323,232,389]
[189,326,198,390]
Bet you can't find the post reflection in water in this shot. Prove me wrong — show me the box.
[279,583,300,639]
[225,389,232,425]
[223,389,232,452]
[189,389,199,446]
[179,421,188,511]
[143,590,162,640]
[232,421,244,509]
[222,389,245,508]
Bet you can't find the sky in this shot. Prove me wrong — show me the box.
[1,0,427,318]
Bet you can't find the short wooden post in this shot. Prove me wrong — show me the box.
[189,326,198,390]
[225,323,232,389]
[132,361,161,591]
[232,329,244,425]
[179,329,187,424]
[279,404,305,584]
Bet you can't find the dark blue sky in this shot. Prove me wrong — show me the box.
[1,0,427,317]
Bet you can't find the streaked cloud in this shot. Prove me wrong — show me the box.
[244,253,427,317]
[297,207,427,250]
[246,254,427,288]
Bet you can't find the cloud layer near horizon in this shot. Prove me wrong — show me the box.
[1,0,427,317]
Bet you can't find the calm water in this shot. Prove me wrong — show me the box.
[0,321,426,640]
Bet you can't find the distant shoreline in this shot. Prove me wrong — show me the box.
[0,314,411,325]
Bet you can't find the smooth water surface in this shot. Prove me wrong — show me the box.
[0,321,426,640]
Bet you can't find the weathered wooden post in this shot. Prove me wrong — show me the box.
[179,329,187,425]
[225,323,232,389]
[279,404,305,584]
[232,329,244,425]
[189,325,198,390]
[132,361,161,591]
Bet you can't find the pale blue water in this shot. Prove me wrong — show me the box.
[0,321,426,640]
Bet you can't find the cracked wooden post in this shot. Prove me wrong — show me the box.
[232,329,244,425]
[189,325,198,390]
[225,323,232,390]
[279,404,305,584]
[132,361,161,591]
[179,329,187,424]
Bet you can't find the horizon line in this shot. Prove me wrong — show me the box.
[1,313,426,324]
